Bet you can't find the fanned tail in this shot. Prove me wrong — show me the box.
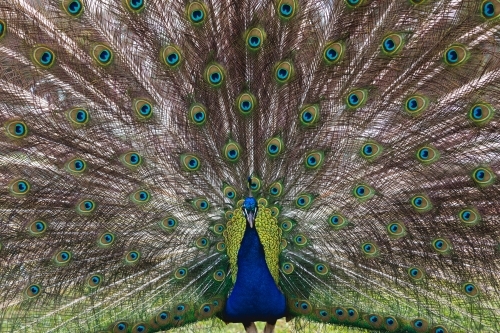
[1,0,500,332]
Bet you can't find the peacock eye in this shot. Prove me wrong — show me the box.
[204,63,225,87]
[299,104,320,126]
[91,44,113,66]
[246,28,265,51]
[274,60,294,84]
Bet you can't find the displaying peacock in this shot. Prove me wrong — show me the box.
[1,0,500,332]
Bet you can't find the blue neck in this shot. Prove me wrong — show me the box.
[224,226,286,322]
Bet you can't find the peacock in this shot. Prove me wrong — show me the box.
[1,0,500,332]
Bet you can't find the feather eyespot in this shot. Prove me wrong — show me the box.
[65,158,87,174]
[431,326,448,333]
[222,184,237,200]
[387,222,406,238]
[404,95,429,116]
[156,311,171,325]
[270,206,280,216]
[98,232,116,247]
[188,103,207,125]
[213,269,225,281]
[462,282,479,297]
[225,210,234,219]
[32,46,56,69]
[304,151,324,169]
[125,0,145,13]
[25,284,41,298]
[314,263,328,275]
[63,0,84,17]
[416,145,440,164]
[346,89,368,109]
[9,179,30,196]
[353,184,375,201]
[204,63,225,87]
[195,237,209,249]
[282,262,294,274]
[280,220,293,232]
[161,45,183,69]
[29,220,47,236]
[411,318,429,332]
[410,194,432,212]
[77,199,96,214]
[131,323,147,333]
[113,322,128,333]
[246,28,266,51]
[160,217,178,231]
[295,194,313,209]
[268,181,283,197]
[328,213,348,229]
[432,238,451,254]
[315,309,330,322]
[216,242,226,251]
[381,33,404,55]
[67,108,90,126]
[365,314,383,328]
[87,274,103,288]
[274,60,294,84]
[471,166,496,187]
[277,0,298,20]
[237,92,257,115]
[323,41,345,65]
[180,154,201,171]
[5,120,28,139]
[130,190,151,204]
[266,137,284,157]
[444,44,469,66]
[468,103,494,125]
[121,151,142,168]
[196,303,215,319]
[223,140,241,162]
[291,300,312,315]
[54,250,72,265]
[187,2,208,25]
[361,141,383,160]
[344,0,368,8]
[125,250,140,264]
[92,44,113,66]
[482,0,500,19]
[133,99,153,120]
[191,198,209,211]
[248,175,262,192]
[175,268,188,279]
[333,307,347,321]
[361,242,379,257]
[299,104,320,126]
[175,304,187,313]
[408,267,425,281]
[347,308,359,321]
[294,234,308,246]
[458,208,481,226]
[0,20,6,39]
[384,316,399,331]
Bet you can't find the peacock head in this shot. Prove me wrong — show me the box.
[242,197,257,228]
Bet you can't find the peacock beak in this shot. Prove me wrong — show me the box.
[247,211,255,228]
[243,208,255,228]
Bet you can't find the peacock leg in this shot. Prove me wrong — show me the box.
[263,320,276,333]
[243,322,258,333]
